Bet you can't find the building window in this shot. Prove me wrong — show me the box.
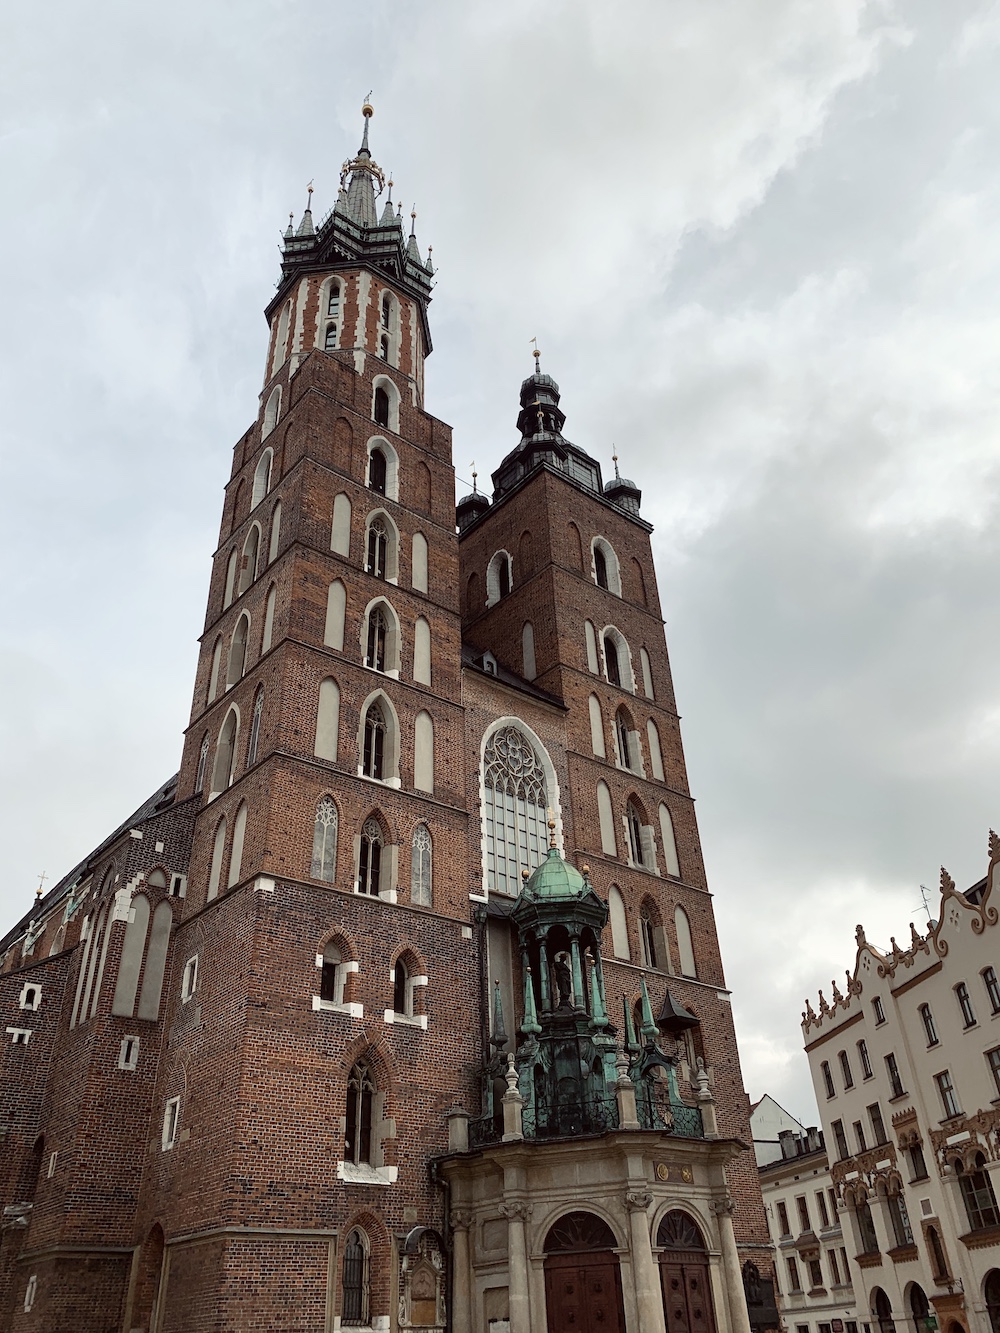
[311,797,338,883]
[380,333,390,360]
[909,1143,928,1180]
[919,1003,939,1046]
[369,446,387,494]
[604,633,621,686]
[195,733,209,794]
[594,544,608,588]
[984,966,1000,1014]
[797,1196,811,1232]
[393,959,411,1016]
[247,688,264,767]
[162,1097,180,1150]
[366,606,387,671]
[786,1257,801,1292]
[838,1050,854,1089]
[956,982,977,1028]
[341,1228,370,1327]
[327,283,341,318]
[856,1199,879,1254]
[885,1192,912,1248]
[827,1248,840,1283]
[382,293,391,330]
[807,1258,823,1289]
[832,1119,849,1160]
[374,386,390,427]
[482,725,549,896]
[324,321,338,350]
[626,800,646,866]
[816,1191,830,1228]
[777,1201,790,1236]
[486,549,513,604]
[320,943,346,1004]
[935,1070,960,1119]
[857,1039,873,1079]
[358,819,382,896]
[987,1047,1000,1099]
[119,1035,139,1071]
[956,1153,1000,1231]
[615,708,634,770]
[366,515,388,578]
[23,1276,37,1314]
[822,1061,836,1098]
[411,823,432,906]
[884,1054,904,1099]
[872,996,886,1025]
[984,1269,1000,1333]
[639,914,658,969]
[181,956,198,1002]
[854,1121,867,1153]
[362,702,386,779]
[927,1225,948,1279]
[344,1062,375,1165]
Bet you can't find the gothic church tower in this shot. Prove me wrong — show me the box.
[0,108,772,1333]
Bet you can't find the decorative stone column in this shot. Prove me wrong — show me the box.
[615,1052,640,1130]
[449,1208,474,1333]
[502,1053,524,1141]
[499,1201,532,1333]
[624,1189,666,1333]
[712,1196,751,1333]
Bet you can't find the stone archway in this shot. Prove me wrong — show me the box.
[657,1210,717,1333]
[543,1211,625,1333]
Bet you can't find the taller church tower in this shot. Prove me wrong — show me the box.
[0,108,773,1333]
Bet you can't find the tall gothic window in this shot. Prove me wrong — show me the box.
[369,447,387,494]
[380,334,390,360]
[482,726,549,896]
[327,283,340,317]
[362,703,386,778]
[366,517,388,579]
[366,607,387,671]
[195,733,209,794]
[247,688,264,767]
[604,633,621,686]
[381,294,391,329]
[374,386,390,427]
[626,799,645,866]
[411,823,432,905]
[345,1063,375,1165]
[310,797,338,883]
[616,708,634,770]
[359,818,382,895]
[341,1229,370,1327]
[324,321,338,350]
[594,545,608,589]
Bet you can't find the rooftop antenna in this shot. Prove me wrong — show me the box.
[916,884,934,923]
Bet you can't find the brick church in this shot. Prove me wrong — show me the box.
[0,106,775,1333]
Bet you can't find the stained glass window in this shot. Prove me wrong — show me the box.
[482,726,548,896]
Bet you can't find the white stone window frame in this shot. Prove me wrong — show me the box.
[591,535,622,596]
[18,981,41,1011]
[378,288,400,368]
[162,1096,181,1151]
[613,706,645,776]
[363,508,401,585]
[47,1151,58,1178]
[477,716,564,899]
[371,373,401,433]
[485,549,514,608]
[312,952,363,1017]
[601,625,637,693]
[356,688,403,790]
[319,275,342,352]
[384,971,428,1029]
[24,1275,37,1313]
[181,955,199,1003]
[366,435,400,502]
[261,384,281,438]
[118,1035,140,1071]
[7,1027,31,1046]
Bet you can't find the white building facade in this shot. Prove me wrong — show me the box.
[801,837,1000,1333]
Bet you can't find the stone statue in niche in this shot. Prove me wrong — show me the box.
[399,1230,445,1330]
[553,951,573,1008]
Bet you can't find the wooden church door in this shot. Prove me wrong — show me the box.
[543,1211,625,1333]
[657,1211,717,1333]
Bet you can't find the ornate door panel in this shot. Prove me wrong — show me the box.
[660,1260,716,1333]
[544,1254,625,1333]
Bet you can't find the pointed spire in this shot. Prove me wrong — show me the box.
[639,977,658,1043]
[380,177,395,225]
[284,211,295,240]
[490,979,509,1050]
[612,446,620,481]
[521,966,541,1035]
[340,98,384,228]
[623,995,639,1055]
[295,183,315,237]
[407,204,423,264]
[587,956,609,1030]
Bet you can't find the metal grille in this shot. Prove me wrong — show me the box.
[341,1231,368,1325]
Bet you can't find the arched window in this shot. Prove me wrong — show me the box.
[414,617,431,685]
[211,709,239,795]
[345,1064,376,1164]
[363,704,386,780]
[331,492,352,556]
[486,550,513,606]
[366,515,389,578]
[226,614,250,687]
[374,386,389,427]
[271,303,290,375]
[659,804,681,878]
[136,901,172,1021]
[604,634,621,686]
[327,282,341,318]
[393,959,410,1016]
[675,905,697,977]
[597,780,617,855]
[252,449,273,507]
[872,1288,895,1333]
[315,678,340,761]
[369,446,387,493]
[358,819,382,895]
[380,333,390,360]
[227,802,247,887]
[602,629,634,690]
[324,321,338,351]
[223,550,238,609]
[616,708,638,771]
[626,799,646,866]
[592,538,622,595]
[927,1225,949,1280]
[381,293,392,330]
[268,502,281,564]
[238,525,260,595]
[112,894,150,1017]
[608,885,629,959]
[482,725,550,896]
[640,647,654,699]
[310,796,338,883]
[341,1228,370,1325]
[208,817,227,901]
[195,733,209,794]
[324,581,346,650]
[412,532,428,593]
[263,385,281,437]
[858,1202,880,1256]
[411,824,432,905]
[589,695,606,757]
[366,606,387,672]
[208,636,223,703]
[647,721,664,781]
[414,711,434,793]
[956,1153,1000,1231]
[261,584,276,653]
[984,1269,1000,1333]
[247,688,263,766]
[320,941,346,1004]
[640,910,658,969]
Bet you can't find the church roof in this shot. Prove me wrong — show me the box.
[520,844,588,902]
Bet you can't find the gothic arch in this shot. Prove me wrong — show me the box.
[478,717,563,895]
[366,435,399,501]
[356,689,401,786]
[371,375,400,432]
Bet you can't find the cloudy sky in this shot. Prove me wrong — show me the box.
[3,0,1000,1121]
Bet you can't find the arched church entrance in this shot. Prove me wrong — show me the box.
[543,1211,625,1333]
[658,1210,717,1333]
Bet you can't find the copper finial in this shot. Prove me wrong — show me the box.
[362,94,374,119]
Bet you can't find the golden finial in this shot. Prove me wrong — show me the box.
[530,336,541,371]
[522,868,530,881]
[581,864,590,876]
[547,815,557,848]
[362,94,374,119]
[471,462,478,494]
[35,871,47,900]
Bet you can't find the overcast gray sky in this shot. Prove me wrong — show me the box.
[3,0,999,1122]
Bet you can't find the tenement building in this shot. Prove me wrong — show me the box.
[0,107,772,1333]
[802,845,1000,1333]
